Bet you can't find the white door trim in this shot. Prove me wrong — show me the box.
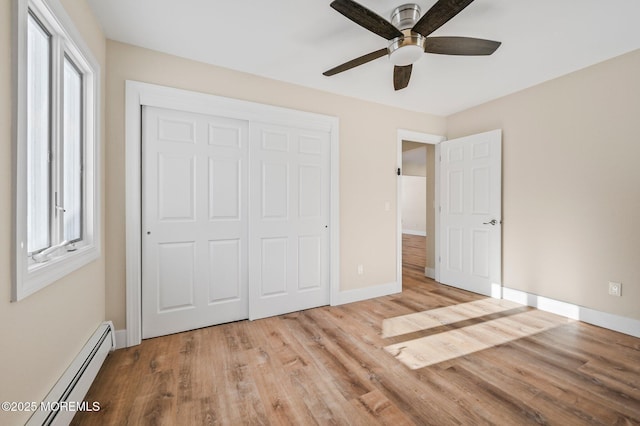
[396,129,446,287]
[125,81,340,347]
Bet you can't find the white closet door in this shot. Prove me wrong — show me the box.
[249,122,331,320]
[142,106,249,338]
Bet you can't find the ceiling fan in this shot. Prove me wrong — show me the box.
[323,0,501,90]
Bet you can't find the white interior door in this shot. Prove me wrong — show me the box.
[439,129,502,296]
[142,106,249,338]
[249,122,331,320]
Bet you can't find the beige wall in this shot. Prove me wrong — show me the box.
[105,41,447,330]
[447,49,640,320]
[0,0,106,424]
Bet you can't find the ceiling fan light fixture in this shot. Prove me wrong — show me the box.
[388,30,426,66]
[388,44,424,66]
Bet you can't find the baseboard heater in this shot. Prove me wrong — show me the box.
[27,321,115,426]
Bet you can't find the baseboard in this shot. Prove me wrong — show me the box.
[114,329,127,349]
[502,287,640,338]
[331,281,400,306]
[402,229,427,237]
[424,267,435,279]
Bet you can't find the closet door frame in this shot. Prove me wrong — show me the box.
[124,81,340,347]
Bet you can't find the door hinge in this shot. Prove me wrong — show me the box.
[438,256,441,263]
[397,168,401,176]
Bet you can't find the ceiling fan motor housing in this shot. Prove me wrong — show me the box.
[391,3,421,30]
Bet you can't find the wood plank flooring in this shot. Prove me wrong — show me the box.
[401,234,426,274]
[73,235,640,425]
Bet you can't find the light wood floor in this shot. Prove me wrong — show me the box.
[73,235,640,425]
[401,233,426,273]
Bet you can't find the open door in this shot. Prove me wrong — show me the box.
[439,129,502,297]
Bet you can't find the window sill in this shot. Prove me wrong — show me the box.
[14,243,100,301]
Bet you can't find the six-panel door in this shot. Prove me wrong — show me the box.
[142,107,251,338]
[249,122,331,320]
[142,107,330,338]
[439,130,502,296]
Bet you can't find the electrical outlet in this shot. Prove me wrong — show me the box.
[357,264,364,275]
[608,282,622,297]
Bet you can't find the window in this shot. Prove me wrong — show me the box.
[13,0,100,300]
[26,12,51,254]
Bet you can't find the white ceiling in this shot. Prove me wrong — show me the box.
[86,0,640,116]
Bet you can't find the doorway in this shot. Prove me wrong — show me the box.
[396,129,503,297]
[401,142,428,274]
[396,130,445,286]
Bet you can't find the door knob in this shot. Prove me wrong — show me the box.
[483,219,498,226]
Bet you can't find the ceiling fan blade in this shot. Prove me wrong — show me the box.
[393,65,412,91]
[412,0,475,37]
[425,37,501,55]
[323,48,388,76]
[330,0,403,40]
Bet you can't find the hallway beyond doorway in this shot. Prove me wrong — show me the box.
[402,233,426,274]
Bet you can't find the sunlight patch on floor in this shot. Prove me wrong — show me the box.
[384,309,572,369]
[382,298,523,338]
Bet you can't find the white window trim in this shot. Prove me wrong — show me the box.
[12,0,101,301]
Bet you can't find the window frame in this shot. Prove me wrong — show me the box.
[61,53,85,245]
[12,0,101,301]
